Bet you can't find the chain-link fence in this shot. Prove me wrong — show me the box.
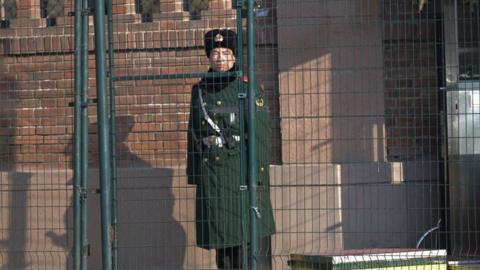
[1,0,480,269]
[0,0,74,267]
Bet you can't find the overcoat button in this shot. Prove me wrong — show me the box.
[256,97,264,107]
[215,156,220,161]
[260,166,265,172]
[216,100,222,105]
[201,120,206,125]
[203,158,208,163]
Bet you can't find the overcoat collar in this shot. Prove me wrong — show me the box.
[199,65,238,92]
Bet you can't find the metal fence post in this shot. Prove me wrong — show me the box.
[73,0,82,267]
[247,0,258,269]
[106,0,118,267]
[236,0,248,268]
[80,0,89,268]
[93,0,113,268]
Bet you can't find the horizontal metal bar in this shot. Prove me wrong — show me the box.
[113,71,242,82]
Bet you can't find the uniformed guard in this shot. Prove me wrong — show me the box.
[186,29,276,269]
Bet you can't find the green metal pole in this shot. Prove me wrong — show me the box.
[106,0,118,268]
[93,0,113,268]
[235,1,248,269]
[73,0,82,267]
[247,0,258,269]
[80,0,89,268]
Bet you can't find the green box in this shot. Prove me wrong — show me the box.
[289,249,447,270]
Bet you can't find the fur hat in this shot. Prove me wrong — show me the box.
[204,29,237,58]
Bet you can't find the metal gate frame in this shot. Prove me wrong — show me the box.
[72,0,262,269]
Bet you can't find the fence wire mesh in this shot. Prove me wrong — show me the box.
[0,0,75,268]
[0,0,479,269]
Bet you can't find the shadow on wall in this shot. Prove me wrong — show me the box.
[0,58,32,270]
[274,0,442,264]
[0,173,31,270]
[45,115,187,269]
[277,0,386,165]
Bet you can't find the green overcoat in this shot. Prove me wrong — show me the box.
[186,76,276,250]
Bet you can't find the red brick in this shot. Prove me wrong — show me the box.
[15,135,44,145]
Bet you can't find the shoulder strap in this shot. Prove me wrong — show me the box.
[197,87,222,135]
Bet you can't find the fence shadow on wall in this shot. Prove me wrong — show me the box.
[0,64,32,270]
[46,115,187,269]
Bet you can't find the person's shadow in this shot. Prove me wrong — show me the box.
[46,115,186,269]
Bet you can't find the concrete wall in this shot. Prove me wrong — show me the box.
[269,162,441,270]
[0,162,442,269]
[277,0,386,164]
[274,0,442,268]
[0,167,213,270]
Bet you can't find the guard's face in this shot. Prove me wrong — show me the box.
[209,48,236,72]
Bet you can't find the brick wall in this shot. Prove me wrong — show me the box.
[383,0,440,161]
[0,0,280,169]
[0,0,442,166]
